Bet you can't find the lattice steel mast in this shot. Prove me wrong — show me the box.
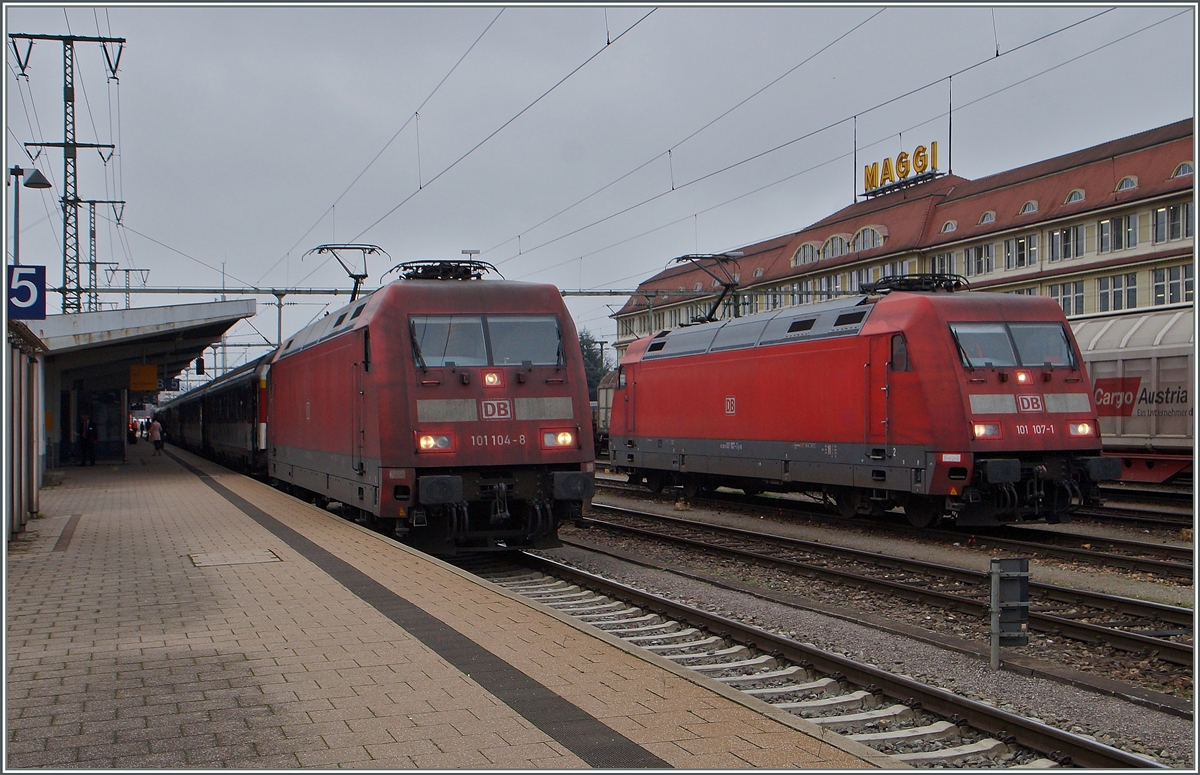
[9,32,125,313]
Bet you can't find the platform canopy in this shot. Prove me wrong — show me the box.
[29,300,257,391]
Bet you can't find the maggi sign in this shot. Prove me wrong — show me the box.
[864,141,938,192]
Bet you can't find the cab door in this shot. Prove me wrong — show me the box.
[866,335,889,453]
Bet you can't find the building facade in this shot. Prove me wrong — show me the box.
[613,119,1194,356]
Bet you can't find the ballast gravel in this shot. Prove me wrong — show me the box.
[538,496,1195,769]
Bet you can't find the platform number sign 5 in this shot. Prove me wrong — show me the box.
[7,265,46,320]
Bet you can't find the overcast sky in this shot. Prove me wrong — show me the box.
[5,3,1196,373]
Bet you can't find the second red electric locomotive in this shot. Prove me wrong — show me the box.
[609,275,1120,527]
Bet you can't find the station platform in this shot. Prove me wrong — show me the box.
[6,440,894,770]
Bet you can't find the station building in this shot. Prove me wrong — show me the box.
[612,118,1194,356]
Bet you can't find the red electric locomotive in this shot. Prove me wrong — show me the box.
[609,275,1120,527]
[267,260,595,553]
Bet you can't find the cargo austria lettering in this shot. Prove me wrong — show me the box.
[864,142,938,192]
[1093,378,1192,417]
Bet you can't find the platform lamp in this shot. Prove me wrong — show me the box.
[9,165,52,266]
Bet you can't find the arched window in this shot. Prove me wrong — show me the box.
[979,211,996,225]
[793,243,818,265]
[1115,176,1138,191]
[753,267,763,277]
[1019,200,1038,215]
[940,220,957,233]
[1065,189,1085,204]
[822,235,848,260]
[852,227,883,252]
[693,282,702,291]
[1173,162,1194,178]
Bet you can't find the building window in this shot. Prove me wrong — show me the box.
[1098,214,1137,253]
[979,211,996,225]
[1115,176,1138,191]
[1098,273,1137,312]
[1048,225,1086,261]
[800,279,813,305]
[693,282,702,291]
[941,220,957,233]
[929,252,955,275]
[822,235,848,260]
[1172,162,1193,178]
[849,268,870,293]
[1009,288,1038,296]
[1019,200,1038,215]
[1064,189,1085,204]
[753,267,763,277]
[852,227,883,252]
[1050,281,1084,316]
[1004,234,1038,269]
[964,243,994,276]
[1153,202,1194,243]
[880,260,907,278]
[1153,265,1194,305]
[795,243,818,265]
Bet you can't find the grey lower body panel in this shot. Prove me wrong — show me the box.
[612,435,929,494]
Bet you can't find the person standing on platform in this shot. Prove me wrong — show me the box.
[149,417,164,456]
[79,414,98,466]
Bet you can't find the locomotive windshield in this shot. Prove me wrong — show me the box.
[410,314,561,367]
[950,322,1076,369]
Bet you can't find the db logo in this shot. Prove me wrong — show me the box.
[481,399,512,420]
[1093,377,1140,417]
[1017,395,1044,413]
[725,396,736,415]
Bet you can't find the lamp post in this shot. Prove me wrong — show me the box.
[9,165,52,266]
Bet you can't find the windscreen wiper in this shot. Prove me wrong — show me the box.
[954,335,975,371]
[410,322,428,371]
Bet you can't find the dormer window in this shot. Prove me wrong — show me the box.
[852,227,883,252]
[1065,189,1085,204]
[1019,200,1038,215]
[1173,162,1193,178]
[793,243,819,265]
[979,211,996,225]
[1115,176,1138,192]
[693,282,702,291]
[940,220,957,233]
[753,268,763,277]
[822,235,848,260]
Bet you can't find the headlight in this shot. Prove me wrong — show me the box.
[483,371,503,387]
[1015,370,1033,385]
[1068,421,1095,437]
[973,423,1002,439]
[542,430,575,448]
[416,433,455,452]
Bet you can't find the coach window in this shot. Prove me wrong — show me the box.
[617,367,626,390]
[890,334,910,371]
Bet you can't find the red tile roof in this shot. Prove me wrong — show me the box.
[616,118,1193,317]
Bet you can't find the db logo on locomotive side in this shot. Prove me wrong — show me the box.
[1017,395,1044,413]
[481,399,512,420]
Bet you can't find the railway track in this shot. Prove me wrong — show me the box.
[595,479,1194,577]
[583,504,1194,667]
[456,553,1167,769]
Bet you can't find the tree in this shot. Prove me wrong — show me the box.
[578,328,611,401]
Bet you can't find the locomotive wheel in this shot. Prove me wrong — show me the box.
[682,476,704,499]
[643,471,666,494]
[835,489,861,519]
[741,483,763,497]
[903,496,943,529]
